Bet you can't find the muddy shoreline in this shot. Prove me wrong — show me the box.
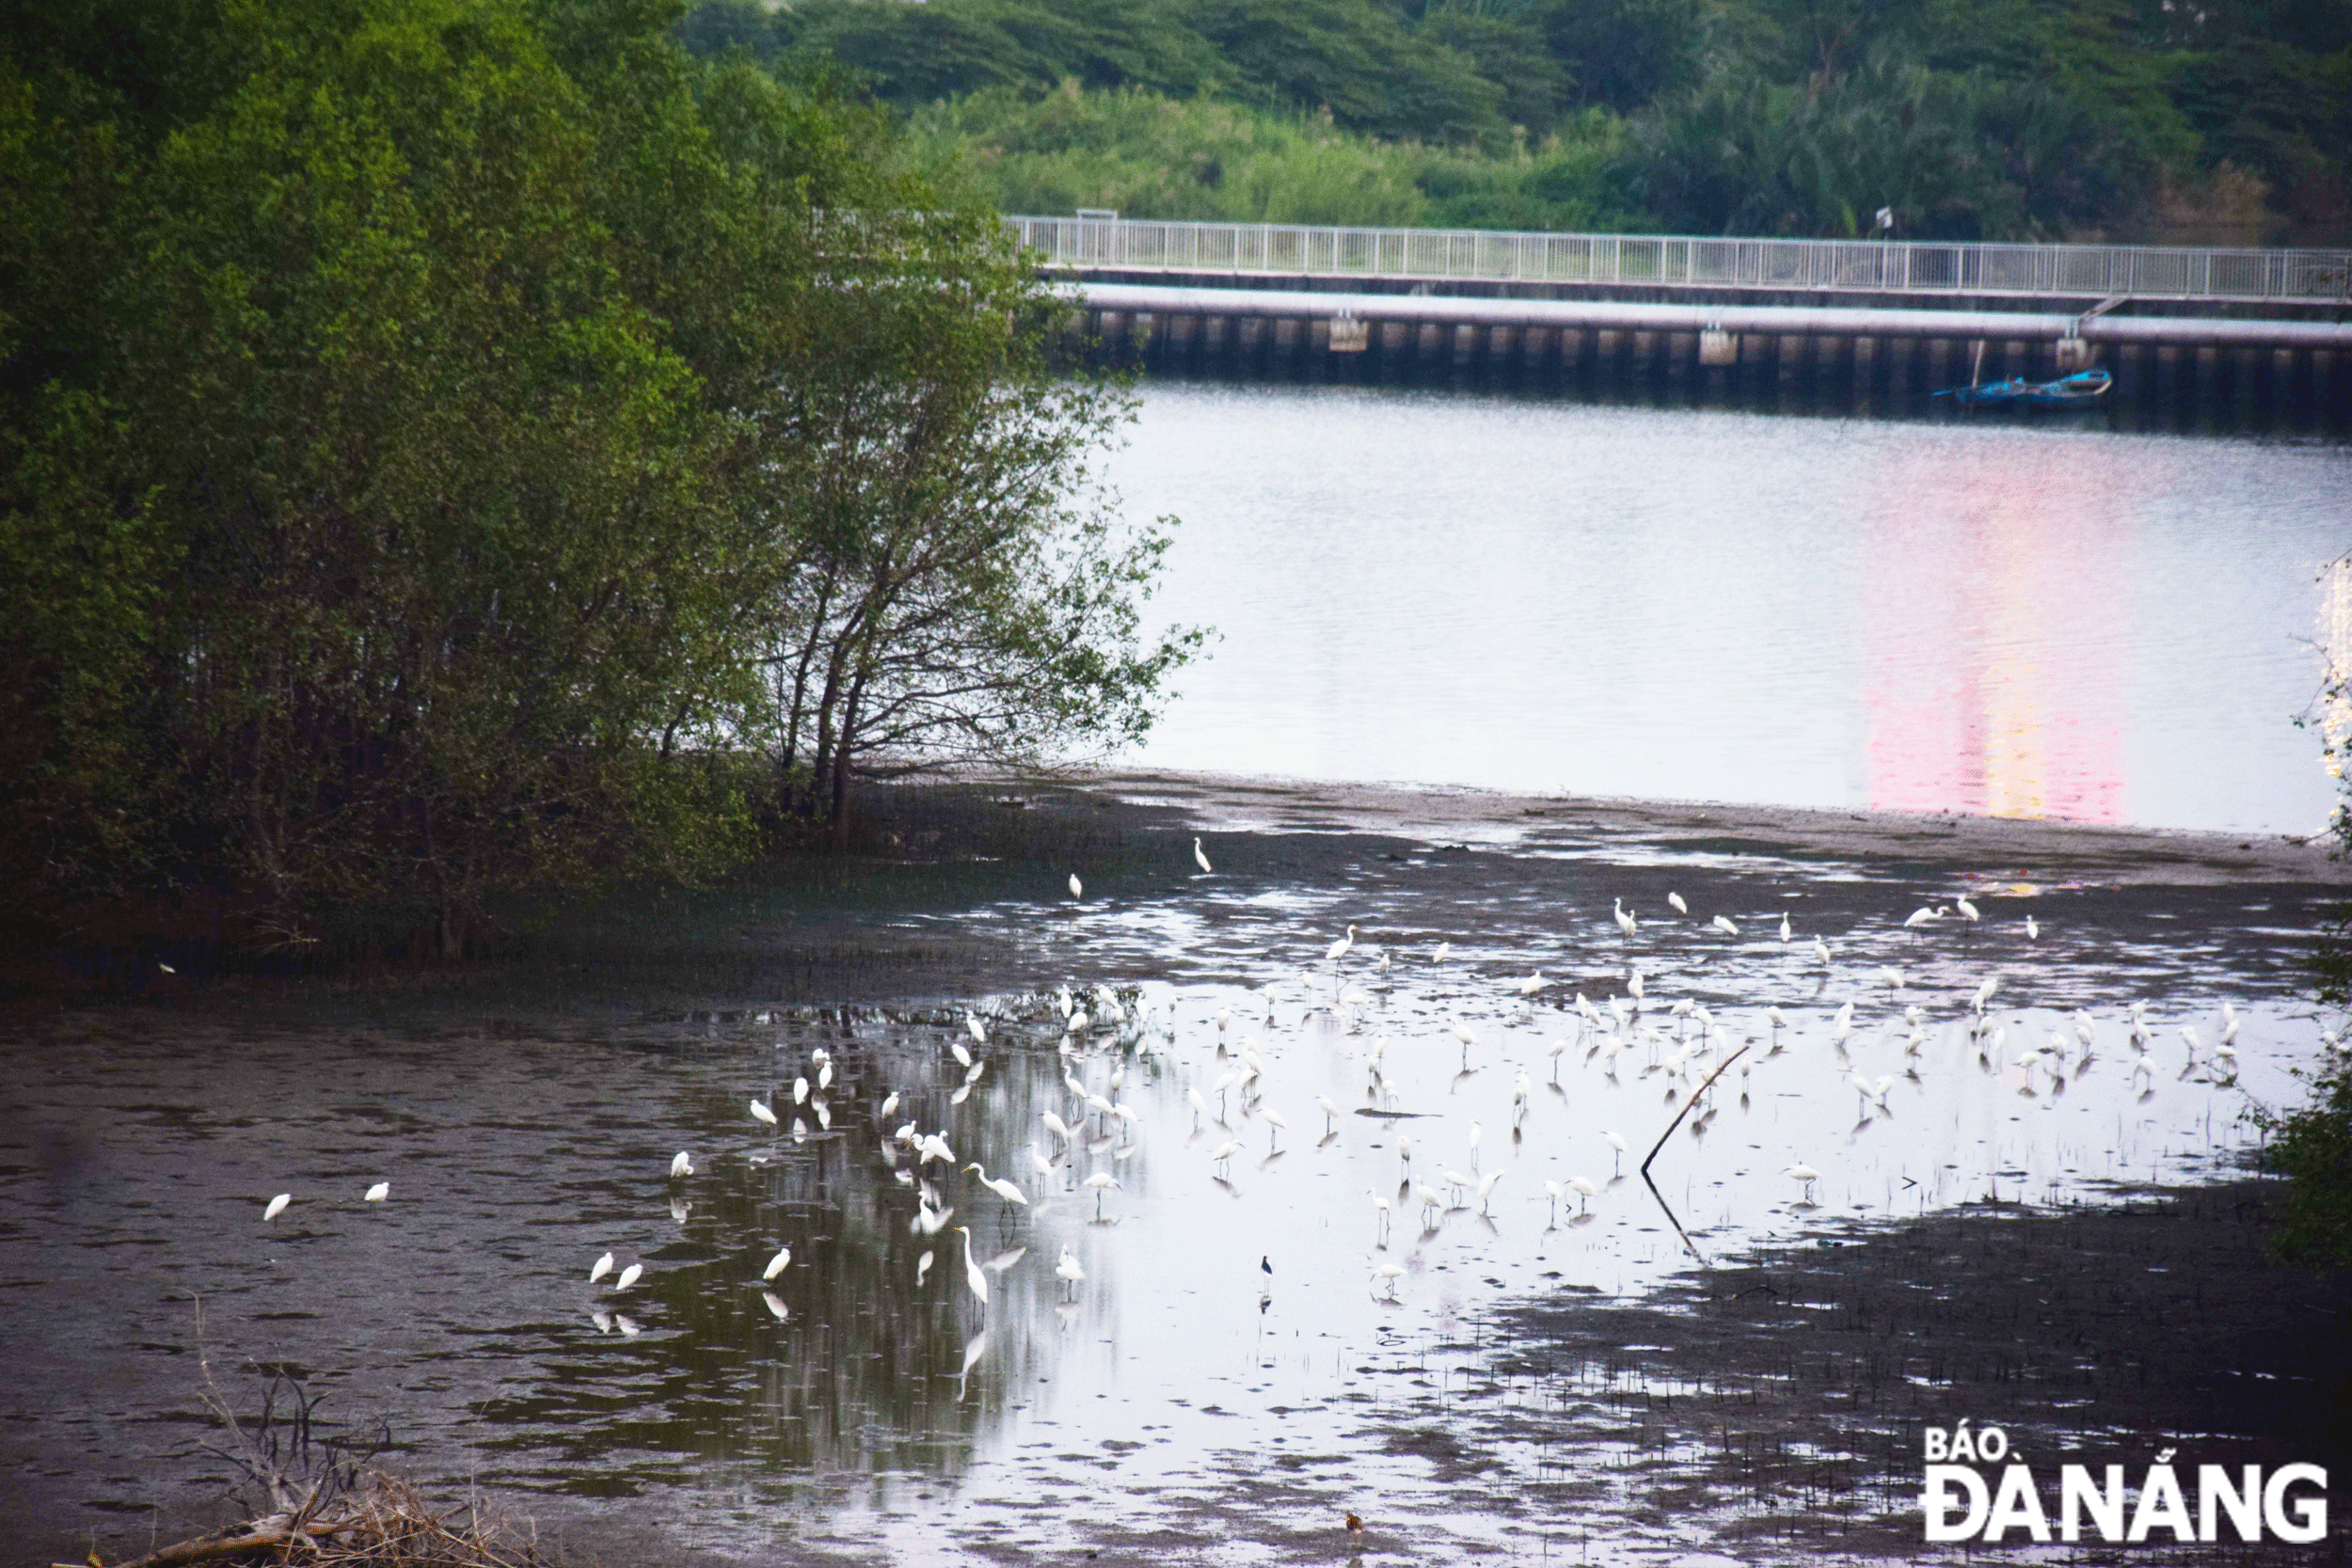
[31,768,2346,1019]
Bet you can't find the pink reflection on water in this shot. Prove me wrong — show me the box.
[1862,440,2148,823]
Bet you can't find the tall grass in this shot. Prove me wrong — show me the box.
[911,83,1652,231]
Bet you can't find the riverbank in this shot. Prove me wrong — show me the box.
[23,768,2342,1014]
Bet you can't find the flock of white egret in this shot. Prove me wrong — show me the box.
[243,844,2272,1360]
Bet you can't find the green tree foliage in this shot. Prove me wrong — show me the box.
[1536,0,1708,111]
[680,0,2352,240]
[0,0,1195,944]
[2260,1036,2352,1267]
[1632,50,2150,238]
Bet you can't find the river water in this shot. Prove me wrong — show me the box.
[1108,385,2352,835]
[6,389,2349,1566]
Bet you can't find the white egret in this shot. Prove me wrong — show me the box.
[1613,898,1637,938]
[1193,837,1213,873]
[818,1060,833,1091]
[763,1244,791,1280]
[262,1194,291,1222]
[1451,1016,1478,1068]
[1396,1134,1413,1169]
[670,1150,693,1178]
[1542,1180,1565,1223]
[1083,1172,1121,1216]
[1187,1086,1210,1127]
[1262,1107,1288,1151]
[1327,924,1358,964]
[1903,907,1939,929]
[793,1076,809,1104]
[1710,914,1740,937]
[1567,1175,1598,1212]
[1955,896,1980,923]
[1467,1121,1482,1168]
[751,1098,778,1127]
[967,1010,988,1044]
[954,1226,989,1316]
[1209,1139,1241,1176]
[1476,1170,1503,1214]
[1812,935,1832,965]
[1784,1164,1820,1201]
[1601,1130,1628,1173]
[1432,941,1453,962]
[1778,912,1792,942]
[1068,873,1084,899]
[1026,1142,1055,1179]
[590,1252,615,1284]
[363,1182,389,1203]
[1057,1246,1086,1295]
[1517,970,1547,996]
[915,1251,935,1285]
[1668,892,1688,914]
[615,1262,644,1291]
[1042,1110,1073,1147]
[952,1040,973,1069]
[2026,913,2040,940]
[880,1091,900,1118]
[1373,1263,1406,1300]
[965,1162,1028,1208]
[1317,1095,1343,1132]
[1440,1168,1474,1204]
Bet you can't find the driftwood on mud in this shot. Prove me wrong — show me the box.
[70,1317,547,1568]
[66,1469,548,1568]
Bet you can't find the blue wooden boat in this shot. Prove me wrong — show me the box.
[2018,368,2111,404]
[1932,375,2029,405]
[1931,367,2110,407]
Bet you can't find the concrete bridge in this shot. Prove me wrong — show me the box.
[1010,214,2352,418]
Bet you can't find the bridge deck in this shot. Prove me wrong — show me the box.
[1009,215,2352,309]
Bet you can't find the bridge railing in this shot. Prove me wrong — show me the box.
[1006,214,2352,304]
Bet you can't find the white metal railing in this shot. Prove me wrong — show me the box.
[1006,214,2352,304]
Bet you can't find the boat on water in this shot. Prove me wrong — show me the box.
[1932,367,2111,407]
[2019,368,2112,404]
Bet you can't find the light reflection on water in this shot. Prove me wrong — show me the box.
[1107,385,2352,833]
[1,860,2328,1561]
